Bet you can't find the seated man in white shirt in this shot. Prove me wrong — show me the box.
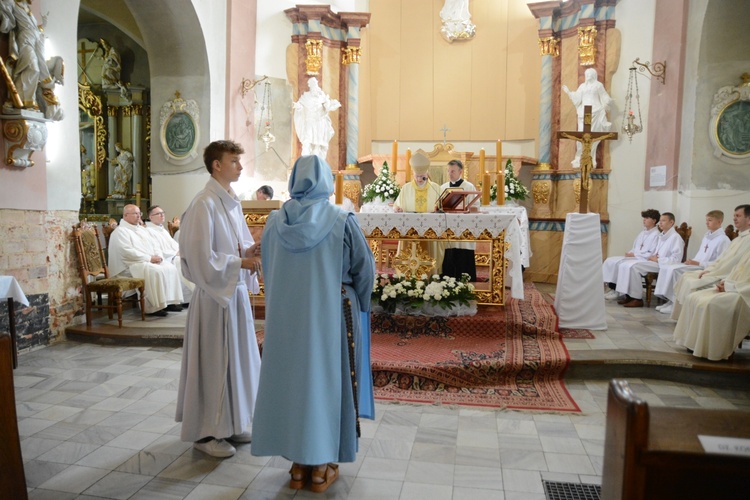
[145,205,194,306]
[439,159,478,281]
[603,209,660,300]
[673,251,750,360]
[671,204,750,320]
[109,205,184,316]
[619,212,685,308]
[653,210,730,315]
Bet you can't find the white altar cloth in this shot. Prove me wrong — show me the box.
[355,212,524,300]
[0,276,28,307]
[555,213,607,329]
[479,205,531,267]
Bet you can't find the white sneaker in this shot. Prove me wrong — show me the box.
[194,439,236,458]
[228,431,252,443]
[655,304,664,312]
[659,302,674,315]
[604,290,619,300]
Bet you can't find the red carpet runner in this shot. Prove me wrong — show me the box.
[370,282,580,412]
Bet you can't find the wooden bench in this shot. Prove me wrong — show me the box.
[601,379,750,499]
[0,333,27,499]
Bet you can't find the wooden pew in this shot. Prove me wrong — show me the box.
[602,379,750,499]
[0,332,27,499]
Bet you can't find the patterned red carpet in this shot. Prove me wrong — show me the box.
[370,283,580,412]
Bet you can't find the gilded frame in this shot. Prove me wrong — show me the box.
[78,83,106,196]
[709,80,750,165]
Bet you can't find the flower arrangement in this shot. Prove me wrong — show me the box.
[491,159,529,202]
[372,273,477,316]
[362,161,400,203]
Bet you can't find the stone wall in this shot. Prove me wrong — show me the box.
[0,209,82,349]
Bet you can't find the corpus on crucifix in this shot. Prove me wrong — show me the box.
[558,105,617,213]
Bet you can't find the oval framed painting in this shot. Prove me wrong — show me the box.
[160,92,200,165]
[709,80,750,165]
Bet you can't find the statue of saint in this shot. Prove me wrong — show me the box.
[99,39,122,88]
[81,147,95,199]
[293,77,341,159]
[112,143,134,198]
[439,0,475,42]
[562,68,613,168]
[0,0,62,116]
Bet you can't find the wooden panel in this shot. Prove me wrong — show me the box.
[505,0,541,141]
[369,0,402,139]
[399,0,435,140]
[468,0,506,140]
[0,334,27,499]
[558,35,579,168]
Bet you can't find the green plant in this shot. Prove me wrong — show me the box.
[362,162,400,203]
[490,159,528,202]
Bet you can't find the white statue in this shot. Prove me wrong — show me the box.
[81,147,95,199]
[439,0,475,42]
[562,68,613,168]
[112,143,134,198]
[0,0,63,118]
[293,77,341,159]
[99,38,131,103]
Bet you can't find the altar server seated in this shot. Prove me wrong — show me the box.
[109,204,184,316]
[602,209,660,300]
[618,212,684,308]
[673,251,750,360]
[654,210,730,315]
[145,205,194,304]
[671,204,750,320]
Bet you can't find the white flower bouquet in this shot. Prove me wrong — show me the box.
[362,162,400,203]
[371,272,477,316]
[490,159,528,202]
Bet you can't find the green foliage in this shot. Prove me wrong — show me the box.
[362,162,400,203]
[490,159,529,202]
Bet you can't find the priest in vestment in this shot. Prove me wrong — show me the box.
[619,212,684,308]
[252,155,375,493]
[673,251,750,360]
[671,204,750,319]
[145,205,194,304]
[175,140,262,458]
[654,210,730,315]
[108,204,184,315]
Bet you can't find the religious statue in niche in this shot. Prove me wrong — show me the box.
[112,143,134,199]
[293,76,341,159]
[439,0,476,43]
[0,0,64,120]
[563,68,613,169]
[81,145,95,199]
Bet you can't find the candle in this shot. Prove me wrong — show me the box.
[405,149,412,181]
[496,171,505,205]
[392,140,398,175]
[479,148,485,172]
[496,140,502,172]
[482,171,491,206]
[335,171,344,204]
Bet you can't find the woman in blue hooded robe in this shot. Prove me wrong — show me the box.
[251,155,375,493]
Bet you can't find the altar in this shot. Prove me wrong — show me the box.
[355,212,524,304]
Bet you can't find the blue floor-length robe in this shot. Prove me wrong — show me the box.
[252,156,375,465]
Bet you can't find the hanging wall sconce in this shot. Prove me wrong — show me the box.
[633,57,667,85]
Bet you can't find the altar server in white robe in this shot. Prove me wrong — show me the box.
[108,205,184,315]
[145,205,194,304]
[671,204,750,320]
[654,210,730,315]
[175,140,262,458]
[619,213,685,307]
[673,251,750,360]
[602,209,660,300]
[439,159,477,280]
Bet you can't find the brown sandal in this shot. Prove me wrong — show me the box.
[310,463,339,493]
[289,463,311,489]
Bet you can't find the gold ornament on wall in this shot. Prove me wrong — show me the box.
[341,46,362,65]
[577,26,597,66]
[538,36,559,57]
[532,180,551,205]
[305,39,323,75]
[393,243,436,278]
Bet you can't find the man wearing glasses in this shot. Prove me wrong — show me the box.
[146,205,194,306]
[393,152,441,213]
[108,204,184,316]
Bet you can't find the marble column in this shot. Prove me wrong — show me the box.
[130,105,143,197]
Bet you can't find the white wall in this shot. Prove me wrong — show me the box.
[606,0,656,254]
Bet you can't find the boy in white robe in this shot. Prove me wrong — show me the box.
[108,205,184,315]
[654,210,730,314]
[175,140,262,458]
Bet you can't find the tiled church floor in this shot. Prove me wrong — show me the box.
[15,285,750,499]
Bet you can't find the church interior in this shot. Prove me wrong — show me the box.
[1,0,750,498]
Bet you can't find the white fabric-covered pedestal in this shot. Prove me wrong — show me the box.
[555,213,607,330]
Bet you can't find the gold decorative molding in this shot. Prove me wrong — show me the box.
[536,162,551,170]
[341,46,361,65]
[131,104,143,116]
[393,243,437,278]
[532,181,551,205]
[577,26,597,66]
[107,106,118,117]
[538,36,559,57]
[305,39,323,75]
[122,106,133,117]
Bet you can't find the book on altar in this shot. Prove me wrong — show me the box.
[436,189,481,213]
[241,200,283,214]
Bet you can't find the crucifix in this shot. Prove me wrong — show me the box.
[558,105,617,213]
[440,124,451,145]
